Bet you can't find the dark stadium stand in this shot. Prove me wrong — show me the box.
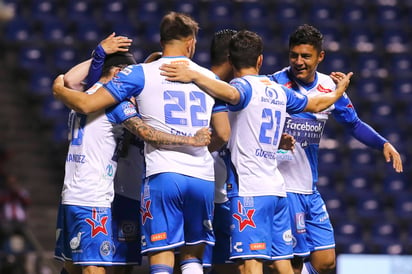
[0,0,411,272]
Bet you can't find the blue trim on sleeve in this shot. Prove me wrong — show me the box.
[104,65,145,102]
[228,77,252,111]
[283,86,308,114]
[105,101,138,124]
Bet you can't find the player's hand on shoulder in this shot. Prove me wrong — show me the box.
[159,62,196,83]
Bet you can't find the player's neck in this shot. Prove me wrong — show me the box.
[162,41,192,58]
[234,67,258,78]
[211,62,233,82]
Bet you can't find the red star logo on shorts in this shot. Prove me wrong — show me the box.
[140,200,153,225]
[85,208,108,237]
[232,200,256,232]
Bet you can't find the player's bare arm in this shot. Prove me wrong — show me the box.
[304,72,353,113]
[208,111,230,152]
[53,74,117,114]
[383,142,403,173]
[64,59,92,90]
[122,116,211,147]
[160,63,240,105]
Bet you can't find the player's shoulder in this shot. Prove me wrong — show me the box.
[269,67,291,84]
[230,76,251,87]
[189,60,216,78]
[316,71,334,83]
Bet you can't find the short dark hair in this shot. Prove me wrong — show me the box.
[229,30,263,71]
[160,11,199,44]
[210,29,237,67]
[289,24,323,53]
[102,51,136,76]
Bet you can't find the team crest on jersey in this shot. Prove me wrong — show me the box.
[283,229,293,244]
[140,199,153,225]
[100,240,114,256]
[85,208,109,237]
[317,84,332,93]
[232,200,256,232]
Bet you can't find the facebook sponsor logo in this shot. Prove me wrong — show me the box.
[283,117,325,146]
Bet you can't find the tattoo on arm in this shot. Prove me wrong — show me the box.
[123,116,193,147]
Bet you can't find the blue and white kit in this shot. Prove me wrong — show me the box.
[226,75,308,260]
[268,67,387,256]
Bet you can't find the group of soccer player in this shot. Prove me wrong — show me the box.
[51,11,403,274]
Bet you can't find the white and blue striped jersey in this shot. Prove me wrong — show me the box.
[268,67,357,194]
[62,82,138,207]
[226,75,308,197]
[105,57,225,181]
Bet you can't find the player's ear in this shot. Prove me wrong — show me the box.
[318,50,325,63]
[257,54,263,70]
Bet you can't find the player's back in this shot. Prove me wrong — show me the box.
[228,75,289,197]
[138,57,216,181]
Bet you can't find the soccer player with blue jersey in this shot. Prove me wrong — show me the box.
[54,51,140,274]
[159,30,352,274]
[52,12,230,274]
[55,33,211,274]
[267,24,403,274]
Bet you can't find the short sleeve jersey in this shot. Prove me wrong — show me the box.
[104,57,224,181]
[62,82,138,207]
[268,67,358,193]
[226,75,308,198]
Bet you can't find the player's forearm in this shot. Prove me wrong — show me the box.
[64,59,92,90]
[192,71,239,105]
[123,117,202,147]
[305,92,342,113]
[53,85,92,114]
[305,72,353,112]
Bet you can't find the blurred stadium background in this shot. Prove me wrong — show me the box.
[0,0,411,273]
